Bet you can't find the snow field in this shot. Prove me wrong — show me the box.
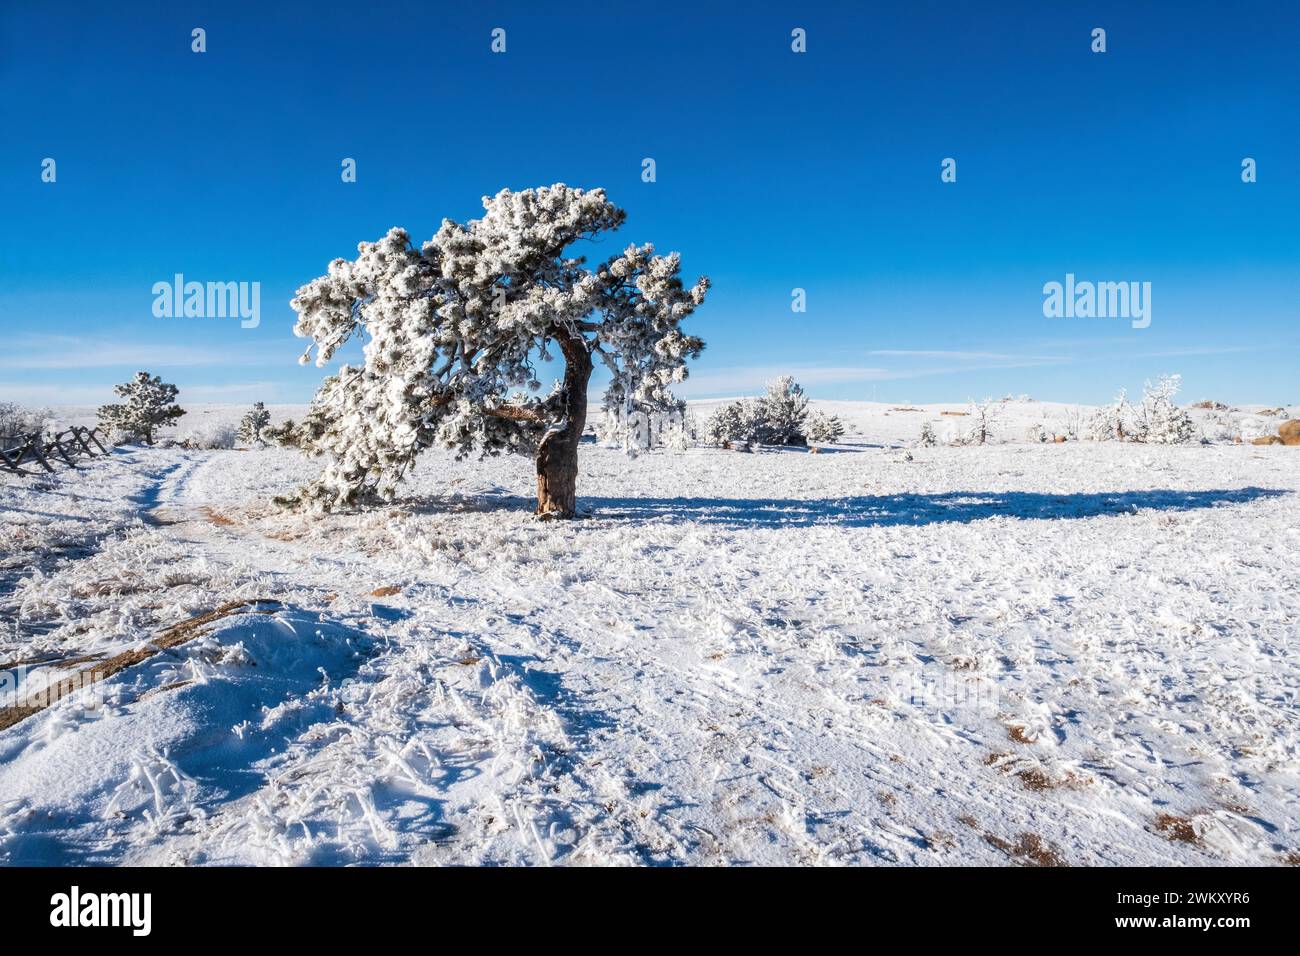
[1,404,1298,865]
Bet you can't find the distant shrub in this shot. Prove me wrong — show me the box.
[955,398,999,446]
[804,409,845,444]
[594,401,689,454]
[1084,376,1198,444]
[704,399,766,446]
[704,376,842,447]
[0,402,49,437]
[1085,390,1129,441]
[758,376,811,444]
[171,419,238,450]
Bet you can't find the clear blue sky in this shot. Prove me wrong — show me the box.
[2,1,1297,407]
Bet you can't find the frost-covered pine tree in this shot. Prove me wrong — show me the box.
[757,376,810,445]
[238,402,272,447]
[97,372,185,445]
[283,185,708,516]
[918,420,938,447]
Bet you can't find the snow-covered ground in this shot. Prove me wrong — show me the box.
[2,400,1299,866]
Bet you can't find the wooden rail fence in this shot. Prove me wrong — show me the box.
[0,427,112,475]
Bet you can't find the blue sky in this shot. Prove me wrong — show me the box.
[2,0,1297,407]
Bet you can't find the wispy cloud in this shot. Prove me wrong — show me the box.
[0,334,283,370]
[867,349,1065,362]
[0,383,120,405]
[1135,345,1260,358]
[0,380,286,406]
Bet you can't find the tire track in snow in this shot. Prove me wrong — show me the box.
[111,454,587,864]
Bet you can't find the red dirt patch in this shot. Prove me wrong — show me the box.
[202,507,237,527]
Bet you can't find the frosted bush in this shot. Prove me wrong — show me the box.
[957,398,999,446]
[173,419,238,450]
[1132,374,1197,445]
[703,376,840,447]
[664,422,692,453]
[704,399,765,446]
[595,401,688,453]
[1063,407,1083,441]
[0,402,50,437]
[1083,377,1197,444]
[918,421,938,447]
[805,409,845,444]
[1086,390,1129,441]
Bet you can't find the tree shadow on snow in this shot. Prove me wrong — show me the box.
[585,487,1289,529]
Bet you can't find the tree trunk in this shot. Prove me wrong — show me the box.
[534,335,592,518]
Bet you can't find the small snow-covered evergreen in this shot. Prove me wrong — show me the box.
[758,376,811,445]
[238,402,272,447]
[96,372,185,445]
